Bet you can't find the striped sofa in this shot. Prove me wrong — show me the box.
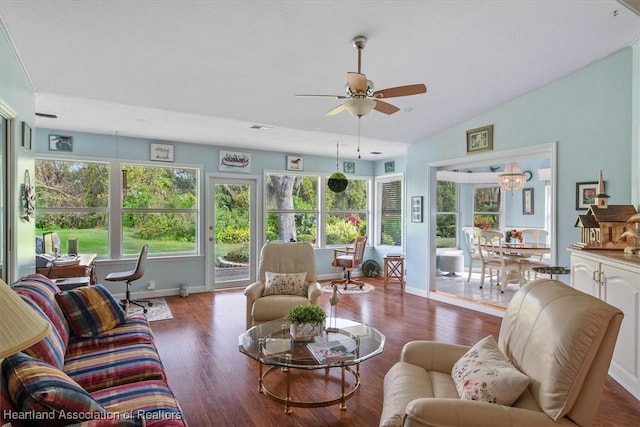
[1,274,187,426]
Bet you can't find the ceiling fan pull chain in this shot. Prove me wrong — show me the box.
[357,118,361,159]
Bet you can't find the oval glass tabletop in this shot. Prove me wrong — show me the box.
[239,317,385,369]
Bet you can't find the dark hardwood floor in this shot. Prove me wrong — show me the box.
[149,278,640,427]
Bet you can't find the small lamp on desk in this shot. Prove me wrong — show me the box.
[0,279,51,360]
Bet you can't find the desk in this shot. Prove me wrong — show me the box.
[37,254,97,285]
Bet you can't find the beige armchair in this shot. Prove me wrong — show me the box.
[244,242,322,329]
[380,279,623,427]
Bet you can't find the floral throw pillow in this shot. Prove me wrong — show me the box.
[263,272,307,296]
[452,335,530,406]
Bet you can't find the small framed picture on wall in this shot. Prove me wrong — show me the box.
[22,122,32,150]
[343,161,355,174]
[522,188,534,215]
[286,155,303,171]
[49,134,73,152]
[411,196,423,223]
[150,143,175,162]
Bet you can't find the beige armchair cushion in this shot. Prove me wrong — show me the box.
[498,280,622,422]
[380,280,624,427]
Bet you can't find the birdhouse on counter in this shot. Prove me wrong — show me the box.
[574,205,638,250]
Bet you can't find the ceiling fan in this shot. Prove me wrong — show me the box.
[296,35,427,118]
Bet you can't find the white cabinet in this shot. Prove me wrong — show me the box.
[570,250,640,400]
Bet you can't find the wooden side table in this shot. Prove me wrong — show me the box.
[383,256,404,293]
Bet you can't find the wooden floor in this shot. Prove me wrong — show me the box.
[149,278,640,427]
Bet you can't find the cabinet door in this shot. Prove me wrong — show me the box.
[570,254,600,297]
[602,263,640,398]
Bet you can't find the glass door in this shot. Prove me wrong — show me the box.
[207,176,257,290]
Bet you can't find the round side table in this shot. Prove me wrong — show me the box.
[531,266,570,280]
[440,253,463,277]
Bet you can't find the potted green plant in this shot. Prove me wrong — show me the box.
[327,171,348,193]
[285,304,326,341]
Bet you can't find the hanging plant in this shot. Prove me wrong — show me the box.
[328,143,349,193]
[328,172,348,193]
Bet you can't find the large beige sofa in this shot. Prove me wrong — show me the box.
[380,279,623,427]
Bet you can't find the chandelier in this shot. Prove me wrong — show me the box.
[497,162,526,191]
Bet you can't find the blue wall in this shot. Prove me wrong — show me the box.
[403,47,637,294]
[32,128,377,294]
[4,14,638,299]
[0,21,36,281]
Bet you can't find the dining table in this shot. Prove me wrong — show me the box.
[500,242,550,257]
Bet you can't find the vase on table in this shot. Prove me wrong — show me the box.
[290,322,324,342]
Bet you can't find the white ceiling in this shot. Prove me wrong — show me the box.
[1,1,639,160]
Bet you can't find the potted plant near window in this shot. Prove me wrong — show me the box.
[285,304,326,341]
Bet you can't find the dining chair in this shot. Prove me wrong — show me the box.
[462,227,483,282]
[519,228,550,282]
[476,230,521,292]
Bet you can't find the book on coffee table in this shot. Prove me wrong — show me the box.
[307,339,356,364]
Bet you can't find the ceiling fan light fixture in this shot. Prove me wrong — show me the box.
[497,162,526,191]
[344,98,376,118]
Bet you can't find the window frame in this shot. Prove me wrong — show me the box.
[436,180,458,250]
[472,185,503,232]
[119,161,200,257]
[324,175,370,247]
[264,170,372,248]
[35,156,111,257]
[374,173,404,249]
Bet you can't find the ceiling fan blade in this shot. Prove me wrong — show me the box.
[347,72,368,93]
[373,84,427,99]
[326,103,347,116]
[374,100,400,115]
[296,94,348,99]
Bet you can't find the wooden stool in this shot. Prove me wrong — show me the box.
[384,256,404,293]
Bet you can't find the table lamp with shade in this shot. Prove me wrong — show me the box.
[0,279,51,360]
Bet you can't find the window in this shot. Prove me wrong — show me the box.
[265,173,318,244]
[265,172,371,247]
[436,180,457,248]
[473,186,502,231]
[376,177,402,246]
[121,164,198,256]
[35,159,110,255]
[325,178,368,246]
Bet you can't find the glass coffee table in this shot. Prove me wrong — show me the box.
[239,317,385,413]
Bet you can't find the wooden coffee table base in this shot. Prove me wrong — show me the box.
[258,362,361,414]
